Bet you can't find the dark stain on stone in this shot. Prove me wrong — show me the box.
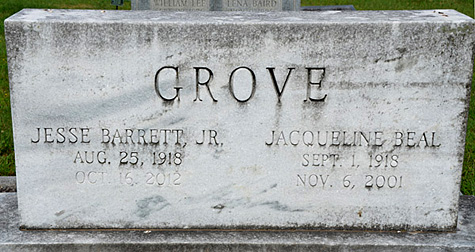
[260,183,278,194]
[213,204,225,211]
[260,201,303,212]
[169,116,185,125]
[136,195,170,218]
[55,210,65,216]
[384,55,403,63]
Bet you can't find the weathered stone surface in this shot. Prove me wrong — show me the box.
[5,9,474,230]
[0,177,16,192]
[131,0,300,11]
[1,193,475,251]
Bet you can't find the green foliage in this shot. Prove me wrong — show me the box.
[301,0,474,18]
[0,0,474,195]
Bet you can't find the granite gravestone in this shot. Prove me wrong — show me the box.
[5,9,474,231]
[131,0,300,11]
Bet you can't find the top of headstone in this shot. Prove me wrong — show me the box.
[6,9,474,24]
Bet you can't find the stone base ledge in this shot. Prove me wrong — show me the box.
[0,177,16,192]
[1,193,474,251]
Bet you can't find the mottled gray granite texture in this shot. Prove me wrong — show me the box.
[0,177,16,192]
[5,9,475,231]
[0,193,474,251]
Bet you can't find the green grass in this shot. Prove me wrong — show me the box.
[0,0,474,195]
[462,63,475,195]
[302,0,474,18]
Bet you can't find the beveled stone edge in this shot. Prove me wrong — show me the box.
[1,193,474,250]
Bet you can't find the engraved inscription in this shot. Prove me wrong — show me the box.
[302,153,340,167]
[296,174,330,188]
[146,172,181,186]
[154,66,327,103]
[151,0,208,9]
[260,128,441,192]
[341,175,403,190]
[265,130,440,148]
[27,56,446,197]
[28,125,441,191]
[28,127,223,187]
[223,0,280,10]
[101,128,185,145]
[196,130,222,146]
[75,171,107,184]
[152,152,183,166]
[31,127,90,144]
[73,150,108,164]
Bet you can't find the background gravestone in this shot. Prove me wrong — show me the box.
[131,0,300,11]
[5,9,474,231]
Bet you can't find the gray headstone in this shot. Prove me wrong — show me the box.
[131,0,300,11]
[5,9,474,231]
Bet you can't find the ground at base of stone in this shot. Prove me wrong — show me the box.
[0,193,474,251]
